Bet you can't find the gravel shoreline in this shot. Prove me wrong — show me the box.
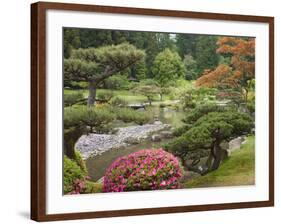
[75,122,170,159]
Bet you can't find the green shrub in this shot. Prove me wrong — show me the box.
[127,81,139,90]
[139,78,159,86]
[104,75,131,90]
[247,97,255,114]
[64,154,102,194]
[133,85,161,105]
[64,92,84,107]
[74,151,87,173]
[83,107,115,133]
[96,123,116,134]
[172,125,190,137]
[116,107,152,125]
[64,81,88,90]
[134,112,152,125]
[116,108,137,123]
[96,91,114,102]
[109,97,128,107]
[180,88,217,110]
[64,108,87,159]
[64,156,87,194]
[182,103,226,125]
[65,106,115,134]
[84,181,103,193]
[64,107,83,128]
[164,111,254,171]
[163,135,189,159]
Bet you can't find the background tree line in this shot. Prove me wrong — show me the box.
[64,28,220,81]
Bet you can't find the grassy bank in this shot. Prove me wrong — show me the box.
[64,88,161,103]
[186,135,255,188]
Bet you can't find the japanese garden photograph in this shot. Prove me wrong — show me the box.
[63,28,255,195]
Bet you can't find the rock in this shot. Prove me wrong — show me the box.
[229,137,243,151]
[228,136,248,153]
[124,137,140,144]
[220,141,229,150]
[153,120,163,125]
[226,149,232,156]
[160,130,173,138]
[221,149,229,160]
[136,108,145,112]
[183,171,201,181]
[197,165,209,175]
[163,107,173,112]
[151,134,162,142]
[153,114,159,120]
[251,128,255,135]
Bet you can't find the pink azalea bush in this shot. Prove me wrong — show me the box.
[68,178,86,195]
[103,149,184,192]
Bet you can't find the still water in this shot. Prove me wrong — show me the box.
[86,106,185,181]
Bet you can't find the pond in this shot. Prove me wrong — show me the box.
[86,105,185,181]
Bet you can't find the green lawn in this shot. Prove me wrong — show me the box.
[186,135,255,188]
[64,88,172,103]
[64,79,195,104]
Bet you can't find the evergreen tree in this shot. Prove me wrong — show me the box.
[183,54,198,80]
[64,28,81,58]
[195,36,219,74]
[176,34,197,58]
[165,105,254,172]
[79,29,113,48]
[152,49,185,100]
[64,43,145,106]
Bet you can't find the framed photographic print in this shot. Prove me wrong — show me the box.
[31,1,274,221]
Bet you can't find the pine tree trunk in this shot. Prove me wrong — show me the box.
[205,128,223,172]
[211,141,222,171]
[64,127,84,159]
[181,157,186,167]
[88,81,97,107]
[148,97,152,106]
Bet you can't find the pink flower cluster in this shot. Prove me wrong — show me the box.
[67,176,90,195]
[68,179,85,195]
[103,149,183,192]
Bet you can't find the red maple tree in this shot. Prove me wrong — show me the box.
[196,37,255,104]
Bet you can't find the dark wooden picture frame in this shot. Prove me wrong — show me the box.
[31,1,274,221]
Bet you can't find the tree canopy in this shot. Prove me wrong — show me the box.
[64,43,145,106]
[195,36,219,74]
[165,105,253,172]
[64,28,234,82]
[133,79,161,105]
[183,54,198,80]
[175,34,197,58]
[152,49,185,100]
[196,37,255,106]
